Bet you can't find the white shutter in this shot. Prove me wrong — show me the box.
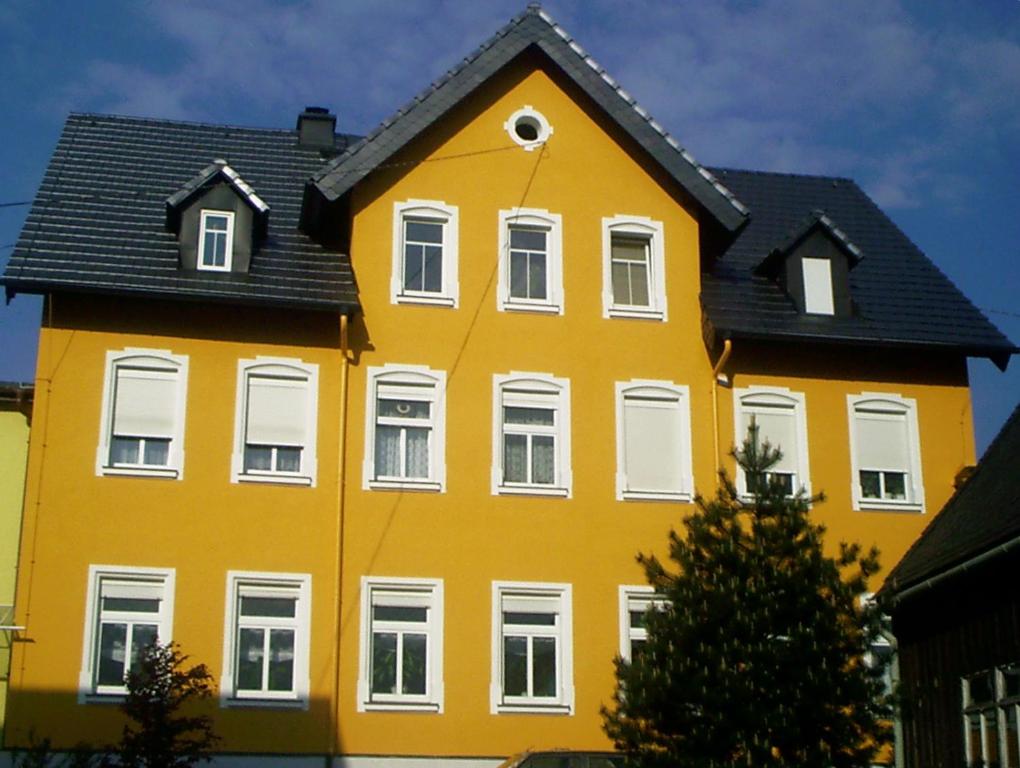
[246,375,308,446]
[743,405,797,473]
[624,396,682,493]
[112,367,177,438]
[856,410,909,470]
[802,258,834,315]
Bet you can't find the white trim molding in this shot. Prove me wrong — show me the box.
[618,585,667,663]
[733,385,812,499]
[503,105,553,151]
[391,200,459,308]
[847,392,925,513]
[197,209,235,271]
[497,207,564,315]
[601,215,667,321]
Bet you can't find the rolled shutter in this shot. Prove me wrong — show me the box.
[623,395,682,493]
[856,410,909,470]
[741,404,798,473]
[112,367,177,438]
[246,375,308,447]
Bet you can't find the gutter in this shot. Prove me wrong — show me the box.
[889,534,1020,606]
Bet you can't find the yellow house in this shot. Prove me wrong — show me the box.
[1,6,1015,766]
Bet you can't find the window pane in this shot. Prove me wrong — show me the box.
[244,445,273,471]
[969,672,996,704]
[504,611,556,626]
[375,425,401,477]
[378,399,431,419]
[1006,705,1019,768]
[860,470,881,499]
[371,632,397,694]
[423,245,443,293]
[532,435,555,485]
[510,250,529,299]
[131,624,158,668]
[628,262,649,306]
[770,471,795,496]
[532,636,557,697]
[236,628,265,691]
[374,605,428,622]
[505,407,554,426]
[503,636,528,696]
[404,244,425,292]
[884,471,907,500]
[504,434,528,483]
[268,629,295,692]
[402,633,428,695]
[142,438,170,466]
[405,220,442,244]
[241,596,296,618]
[510,227,546,251]
[528,252,547,300]
[1004,666,1020,698]
[276,446,302,472]
[405,427,430,479]
[967,712,983,764]
[986,710,1000,765]
[103,597,160,613]
[97,622,127,686]
[110,437,140,465]
[629,609,646,629]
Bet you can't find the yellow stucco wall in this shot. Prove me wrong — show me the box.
[4,52,974,761]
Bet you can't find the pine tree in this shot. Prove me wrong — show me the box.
[109,641,219,768]
[603,424,892,767]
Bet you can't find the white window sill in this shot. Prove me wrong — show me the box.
[99,466,179,480]
[359,700,442,713]
[367,479,443,493]
[495,701,573,715]
[495,484,570,498]
[221,695,308,710]
[394,293,457,308]
[856,499,924,514]
[607,306,665,321]
[500,301,562,315]
[235,473,313,487]
[80,691,126,705]
[620,490,692,503]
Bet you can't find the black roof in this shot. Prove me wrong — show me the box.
[703,169,1017,368]
[883,403,1020,596]
[310,4,748,234]
[3,113,360,313]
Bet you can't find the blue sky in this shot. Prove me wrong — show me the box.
[1,0,1018,452]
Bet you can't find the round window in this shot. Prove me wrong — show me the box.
[504,106,552,150]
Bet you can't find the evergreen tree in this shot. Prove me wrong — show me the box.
[603,424,892,767]
[108,641,219,768]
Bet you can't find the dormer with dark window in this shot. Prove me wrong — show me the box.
[755,210,863,318]
[165,161,269,274]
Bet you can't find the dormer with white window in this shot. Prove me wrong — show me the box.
[755,210,863,318]
[165,160,270,273]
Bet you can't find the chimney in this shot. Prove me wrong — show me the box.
[296,106,337,149]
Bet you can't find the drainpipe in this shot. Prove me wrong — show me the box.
[711,339,733,477]
[329,312,350,766]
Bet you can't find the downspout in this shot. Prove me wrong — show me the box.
[711,339,733,477]
[329,312,350,765]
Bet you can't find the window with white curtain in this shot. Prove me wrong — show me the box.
[232,358,318,486]
[78,565,174,701]
[734,387,811,498]
[96,349,188,479]
[616,380,693,501]
[491,581,573,714]
[357,577,444,712]
[221,571,311,707]
[363,365,446,492]
[492,373,571,497]
[848,393,924,511]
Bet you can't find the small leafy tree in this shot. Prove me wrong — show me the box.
[108,641,219,768]
[603,425,891,767]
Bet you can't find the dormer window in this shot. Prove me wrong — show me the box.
[198,210,235,271]
[801,257,834,315]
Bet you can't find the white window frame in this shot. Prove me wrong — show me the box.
[615,380,693,502]
[802,257,835,315]
[362,364,447,492]
[391,200,459,308]
[232,356,319,487]
[847,392,925,512]
[220,571,311,708]
[492,372,572,498]
[197,209,235,272]
[962,664,1020,766]
[602,215,667,321]
[733,386,812,499]
[618,586,667,663]
[96,348,188,480]
[497,208,564,314]
[357,576,444,713]
[78,565,175,703]
[491,581,573,715]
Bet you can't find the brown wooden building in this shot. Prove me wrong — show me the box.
[883,404,1020,767]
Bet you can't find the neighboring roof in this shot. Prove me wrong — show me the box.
[755,209,863,278]
[703,169,1018,368]
[165,159,270,216]
[3,113,360,312]
[310,4,748,233]
[883,403,1020,595]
